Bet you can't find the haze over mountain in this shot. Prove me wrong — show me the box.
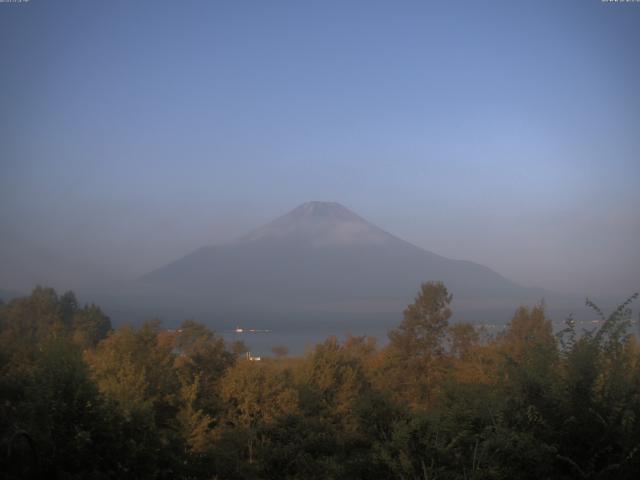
[135,201,548,327]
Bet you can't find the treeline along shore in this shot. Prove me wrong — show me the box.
[1,283,639,479]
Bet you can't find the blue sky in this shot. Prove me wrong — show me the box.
[1,0,639,297]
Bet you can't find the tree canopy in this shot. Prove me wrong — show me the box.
[1,285,639,479]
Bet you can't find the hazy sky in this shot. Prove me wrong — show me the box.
[1,0,639,298]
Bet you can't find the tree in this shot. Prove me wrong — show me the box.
[172,319,236,416]
[383,282,452,408]
[176,374,215,459]
[71,303,112,348]
[298,337,371,432]
[59,290,78,325]
[0,287,65,365]
[86,325,154,421]
[551,294,640,478]
[499,304,556,365]
[388,282,452,359]
[220,359,298,464]
[448,322,479,360]
[0,287,111,361]
[86,321,181,424]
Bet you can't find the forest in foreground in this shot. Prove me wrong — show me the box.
[1,283,639,480]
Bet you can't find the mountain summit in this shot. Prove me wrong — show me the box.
[140,202,542,325]
[236,201,397,248]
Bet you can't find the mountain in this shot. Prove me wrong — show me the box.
[136,201,546,326]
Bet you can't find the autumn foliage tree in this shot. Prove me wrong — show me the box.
[383,281,452,408]
[1,284,639,479]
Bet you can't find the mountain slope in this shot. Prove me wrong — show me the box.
[139,202,542,322]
